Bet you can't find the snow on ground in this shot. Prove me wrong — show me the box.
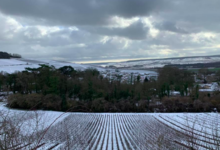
[105,56,220,69]
[0,64,41,74]
[0,102,219,150]
[0,59,27,66]
[170,91,181,96]
[0,58,100,73]
[0,58,158,76]
[25,59,91,70]
[0,103,69,134]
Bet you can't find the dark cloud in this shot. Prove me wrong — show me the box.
[155,21,188,34]
[81,20,149,40]
[154,0,220,33]
[0,0,164,26]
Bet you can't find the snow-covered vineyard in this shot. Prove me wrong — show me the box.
[0,103,219,150]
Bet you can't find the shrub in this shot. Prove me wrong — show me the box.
[25,93,43,109]
[8,93,43,109]
[8,94,25,108]
[42,94,62,111]
[91,99,105,112]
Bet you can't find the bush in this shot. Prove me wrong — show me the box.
[8,94,25,108]
[91,99,105,112]
[162,97,193,112]
[8,93,43,109]
[42,94,62,111]
[25,93,43,109]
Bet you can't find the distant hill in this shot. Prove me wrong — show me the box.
[102,54,220,69]
[0,51,22,59]
[0,58,92,74]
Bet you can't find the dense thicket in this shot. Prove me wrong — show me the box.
[1,65,220,112]
[0,51,22,59]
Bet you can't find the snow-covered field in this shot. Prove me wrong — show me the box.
[0,58,157,75]
[0,59,28,66]
[0,58,90,74]
[104,56,220,69]
[0,103,219,150]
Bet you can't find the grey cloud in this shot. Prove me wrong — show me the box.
[82,21,149,40]
[0,0,220,62]
[154,0,220,33]
[1,0,220,35]
[0,0,165,26]
[155,21,188,34]
[0,0,220,33]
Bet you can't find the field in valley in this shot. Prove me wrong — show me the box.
[1,103,219,150]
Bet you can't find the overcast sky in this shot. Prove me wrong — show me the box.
[0,0,220,63]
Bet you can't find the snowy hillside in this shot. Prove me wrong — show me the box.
[104,56,220,69]
[0,59,27,66]
[0,58,98,74]
[0,58,158,75]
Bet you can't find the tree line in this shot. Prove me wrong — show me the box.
[0,65,220,112]
[0,51,22,59]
